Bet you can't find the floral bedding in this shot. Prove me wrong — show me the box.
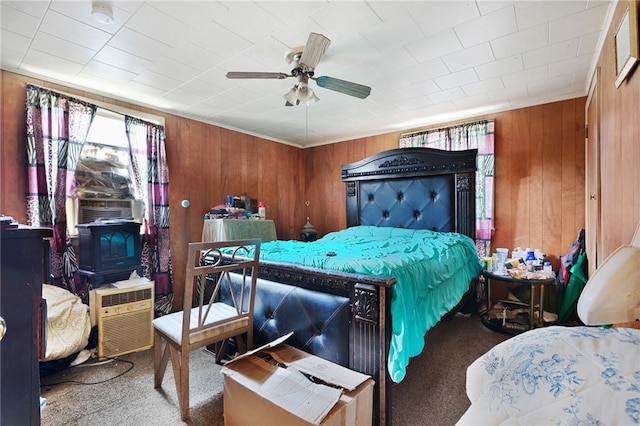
[457,326,640,425]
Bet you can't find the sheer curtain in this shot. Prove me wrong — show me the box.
[25,84,96,293]
[125,115,173,314]
[399,120,495,257]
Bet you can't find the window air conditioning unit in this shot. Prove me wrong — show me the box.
[89,278,154,359]
[67,198,144,236]
[79,198,144,224]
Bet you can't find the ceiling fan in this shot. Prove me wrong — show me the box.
[226,33,371,106]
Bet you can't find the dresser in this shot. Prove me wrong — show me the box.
[0,224,52,426]
[201,219,277,242]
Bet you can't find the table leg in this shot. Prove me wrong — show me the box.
[529,283,535,329]
[539,284,545,327]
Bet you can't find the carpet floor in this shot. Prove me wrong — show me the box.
[40,314,509,426]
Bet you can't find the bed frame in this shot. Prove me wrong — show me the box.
[223,147,477,425]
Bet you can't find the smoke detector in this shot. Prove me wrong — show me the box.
[91,2,114,24]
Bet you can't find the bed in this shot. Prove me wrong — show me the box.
[457,325,640,425]
[458,227,640,425]
[219,147,481,425]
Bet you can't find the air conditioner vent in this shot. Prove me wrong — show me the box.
[101,289,152,307]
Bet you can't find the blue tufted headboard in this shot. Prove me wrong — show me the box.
[341,147,477,240]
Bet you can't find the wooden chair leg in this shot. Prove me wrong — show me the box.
[168,345,190,420]
[153,332,170,388]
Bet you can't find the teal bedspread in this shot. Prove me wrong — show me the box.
[241,226,482,382]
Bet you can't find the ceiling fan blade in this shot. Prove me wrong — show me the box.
[314,76,371,99]
[226,72,289,79]
[299,33,331,72]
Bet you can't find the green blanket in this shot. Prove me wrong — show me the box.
[242,226,482,382]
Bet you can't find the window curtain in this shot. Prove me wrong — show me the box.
[399,120,495,257]
[125,115,173,315]
[25,84,97,293]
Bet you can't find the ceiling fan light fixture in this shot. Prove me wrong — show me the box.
[284,86,299,105]
[299,88,319,105]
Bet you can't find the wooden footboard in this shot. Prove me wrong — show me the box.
[252,260,395,426]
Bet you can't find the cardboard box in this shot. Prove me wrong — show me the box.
[221,333,374,426]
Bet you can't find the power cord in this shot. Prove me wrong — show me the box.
[40,356,134,387]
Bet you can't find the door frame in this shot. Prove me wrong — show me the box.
[585,67,601,277]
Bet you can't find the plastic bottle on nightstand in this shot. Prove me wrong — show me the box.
[258,202,266,219]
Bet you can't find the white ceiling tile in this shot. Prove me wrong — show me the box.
[392,80,441,101]
[477,2,514,15]
[146,1,227,31]
[1,3,42,37]
[402,57,450,83]
[39,9,111,50]
[160,88,209,109]
[405,2,481,37]
[308,2,380,40]
[0,50,22,69]
[527,74,574,96]
[490,23,549,59]
[405,28,463,63]
[475,55,523,80]
[213,1,287,44]
[147,57,202,83]
[125,3,196,48]
[1,28,30,55]
[501,65,549,87]
[454,4,518,48]
[577,31,603,56]
[108,27,169,62]
[442,42,495,73]
[2,1,48,19]
[164,42,225,74]
[359,11,423,51]
[486,84,529,102]
[133,69,181,92]
[119,80,166,100]
[462,77,504,96]
[83,60,136,83]
[31,32,96,64]
[181,78,227,99]
[453,92,491,110]
[523,38,580,69]
[93,45,153,74]
[395,95,433,111]
[22,48,84,76]
[548,54,594,77]
[515,1,588,29]
[434,68,479,90]
[549,3,610,44]
[428,87,467,104]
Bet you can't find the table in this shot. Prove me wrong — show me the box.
[481,270,555,334]
[202,219,277,243]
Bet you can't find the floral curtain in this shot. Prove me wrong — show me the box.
[125,115,173,315]
[25,84,96,293]
[399,120,495,257]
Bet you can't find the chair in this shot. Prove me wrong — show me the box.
[152,239,261,420]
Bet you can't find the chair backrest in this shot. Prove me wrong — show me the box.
[181,239,261,346]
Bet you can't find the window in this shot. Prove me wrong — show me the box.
[67,108,144,235]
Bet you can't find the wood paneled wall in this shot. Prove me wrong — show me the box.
[303,98,586,268]
[592,0,640,258]
[0,70,588,309]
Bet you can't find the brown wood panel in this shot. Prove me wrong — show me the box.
[541,101,563,258]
